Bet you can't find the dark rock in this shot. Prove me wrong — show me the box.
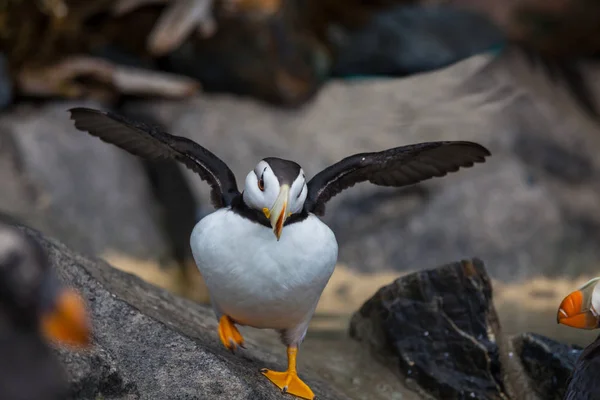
[511,333,582,400]
[0,102,171,264]
[564,334,600,400]
[349,258,508,399]
[330,5,504,77]
[122,53,600,282]
[17,224,349,400]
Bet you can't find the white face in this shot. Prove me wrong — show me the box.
[242,160,307,214]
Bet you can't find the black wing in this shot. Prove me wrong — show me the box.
[68,107,239,208]
[305,141,490,215]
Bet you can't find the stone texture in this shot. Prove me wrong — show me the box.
[123,53,600,281]
[349,259,508,399]
[0,102,171,263]
[511,333,582,400]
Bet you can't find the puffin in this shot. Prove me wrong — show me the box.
[68,106,491,399]
[0,221,91,400]
[557,278,600,399]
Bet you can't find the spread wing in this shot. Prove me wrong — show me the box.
[68,107,239,208]
[305,141,490,215]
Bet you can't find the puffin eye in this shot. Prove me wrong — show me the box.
[258,177,265,191]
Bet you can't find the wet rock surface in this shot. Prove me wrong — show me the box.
[122,54,600,282]
[0,102,171,263]
[349,259,508,399]
[511,333,582,400]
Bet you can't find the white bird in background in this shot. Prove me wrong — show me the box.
[69,107,490,400]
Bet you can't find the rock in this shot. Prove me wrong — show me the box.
[53,346,138,400]
[17,223,355,400]
[349,258,509,399]
[123,53,600,281]
[510,333,582,400]
[330,5,504,78]
[0,102,171,264]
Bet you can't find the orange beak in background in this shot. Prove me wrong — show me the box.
[263,184,290,241]
[557,278,600,330]
[41,287,91,348]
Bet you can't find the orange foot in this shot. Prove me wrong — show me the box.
[261,347,314,400]
[218,315,245,352]
[221,0,282,17]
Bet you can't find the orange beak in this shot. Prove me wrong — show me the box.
[557,279,600,330]
[41,287,92,348]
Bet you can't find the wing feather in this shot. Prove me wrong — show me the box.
[68,107,239,208]
[305,141,490,215]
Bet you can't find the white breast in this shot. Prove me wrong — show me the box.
[190,209,338,331]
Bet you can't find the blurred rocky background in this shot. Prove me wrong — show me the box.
[1,0,600,398]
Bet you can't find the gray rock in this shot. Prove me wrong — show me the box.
[123,54,600,281]
[19,224,350,400]
[0,102,171,263]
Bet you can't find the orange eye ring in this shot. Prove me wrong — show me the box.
[258,178,264,191]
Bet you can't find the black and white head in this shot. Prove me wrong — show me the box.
[243,157,308,240]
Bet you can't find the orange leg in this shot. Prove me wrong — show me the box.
[261,346,314,400]
[218,315,245,351]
